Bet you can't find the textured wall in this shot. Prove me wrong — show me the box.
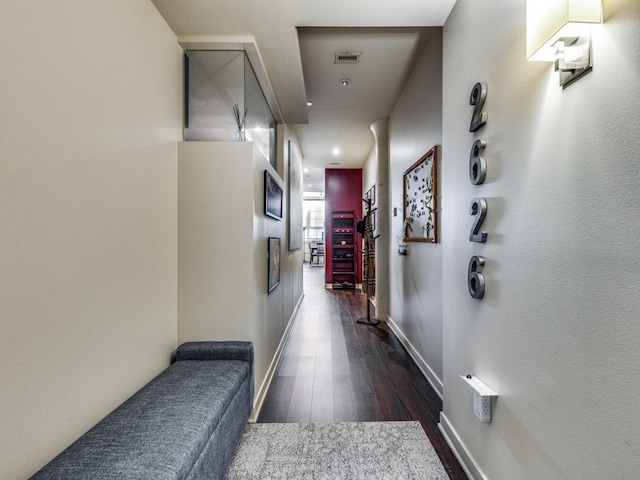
[440,0,640,478]
[388,30,444,394]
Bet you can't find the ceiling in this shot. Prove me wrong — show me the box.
[150,0,457,194]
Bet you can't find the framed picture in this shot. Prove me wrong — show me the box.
[264,170,283,220]
[403,146,438,243]
[364,185,376,206]
[287,141,303,250]
[268,237,281,293]
[371,209,377,236]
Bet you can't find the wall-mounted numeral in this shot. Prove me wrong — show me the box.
[469,197,487,243]
[467,81,489,299]
[469,82,488,132]
[467,256,485,299]
[469,139,487,185]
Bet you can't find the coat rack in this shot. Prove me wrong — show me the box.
[357,198,380,326]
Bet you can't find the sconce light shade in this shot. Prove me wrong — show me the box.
[527,0,602,87]
[526,0,602,61]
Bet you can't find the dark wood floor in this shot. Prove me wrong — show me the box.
[258,263,468,479]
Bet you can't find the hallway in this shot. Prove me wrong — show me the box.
[257,264,467,479]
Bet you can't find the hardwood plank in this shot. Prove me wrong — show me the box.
[286,374,313,423]
[352,392,380,422]
[257,376,294,423]
[310,387,334,422]
[332,374,357,422]
[257,264,468,480]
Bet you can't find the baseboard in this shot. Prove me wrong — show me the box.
[249,291,304,422]
[438,412,488,480]
[386,316,443,400]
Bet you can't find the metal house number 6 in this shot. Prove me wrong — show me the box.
[469,139,487,185]
[468,256,485,299]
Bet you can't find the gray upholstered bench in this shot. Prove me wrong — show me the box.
[31,341,253,480]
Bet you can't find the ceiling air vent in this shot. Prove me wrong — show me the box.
[334,52,361,64]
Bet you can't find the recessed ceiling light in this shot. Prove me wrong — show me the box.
[332,147,340,156]
[339,78,351,86]
[307,101,313,107]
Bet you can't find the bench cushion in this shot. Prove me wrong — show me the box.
[32,359,250,480]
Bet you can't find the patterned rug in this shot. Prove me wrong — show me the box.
[224,421,449,480]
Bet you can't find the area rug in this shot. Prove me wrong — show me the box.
[224,421,448,479]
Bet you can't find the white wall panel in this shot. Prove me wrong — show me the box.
[388,30,444,393]
[0,1,183,477]
[441,0,640,477]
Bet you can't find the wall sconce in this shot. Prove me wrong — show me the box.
[526,0,603,88]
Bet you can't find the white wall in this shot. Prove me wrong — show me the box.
[0,1,183,478]
[277,125,306,347]
[388,30,444,395]
[363,146,378,193]
[253,126,305,412]
[177,132,304,418]
[178,142,256,342]
[439,0,640,478]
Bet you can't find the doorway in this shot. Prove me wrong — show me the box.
[303,198,325,268]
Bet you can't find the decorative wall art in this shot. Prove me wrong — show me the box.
[403,146,438,243]
[365,184,376,206]
[287,141,303,250]
[264,170,283,220]
[268,236,281,293]
[371,209,377,236]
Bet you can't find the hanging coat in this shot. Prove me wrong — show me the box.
[362,214,376,297]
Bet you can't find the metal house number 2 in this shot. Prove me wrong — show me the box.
[469,82,488,132]
[467,82,488,299]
